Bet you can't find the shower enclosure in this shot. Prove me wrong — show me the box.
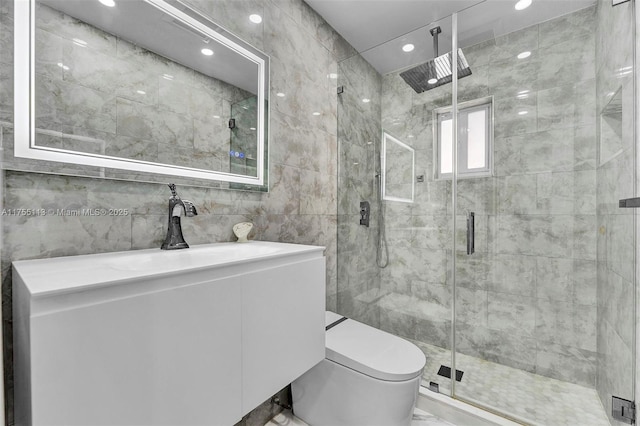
[336,1,637,425]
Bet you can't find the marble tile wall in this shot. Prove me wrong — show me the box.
[379,6,599,388]
[335,52,382,328]
[594,0,636,423]
[0,0,353,424]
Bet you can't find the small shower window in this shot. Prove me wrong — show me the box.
[435,97,493,179]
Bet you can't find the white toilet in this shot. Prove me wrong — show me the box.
[291,311,427,426]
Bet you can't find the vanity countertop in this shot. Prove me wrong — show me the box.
[13,241,325,297]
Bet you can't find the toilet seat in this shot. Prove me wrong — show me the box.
[324,311,426,382]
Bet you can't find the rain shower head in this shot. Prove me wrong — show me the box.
[400,26,472,93]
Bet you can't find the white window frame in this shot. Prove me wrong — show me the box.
[434,96,494,180]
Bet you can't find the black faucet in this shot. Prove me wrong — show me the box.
[161,183,197,250]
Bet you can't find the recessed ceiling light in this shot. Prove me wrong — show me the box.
[213,115,221,119]
[408,135,415,138]
[201,48,214,56]
[312,112,321,116]
[515,0,532,10]
[402,43,415,53]
[362,98,370,103]
[98,0,116,6]
[328,73,338,79]
[518,110,528,115]
[428,78,438,85]
[136,90,146,95]
[250,127,256,130]
[276,92,285,97]
[249,14,262,24]
[517,51,531,59]
[162,74,174,80]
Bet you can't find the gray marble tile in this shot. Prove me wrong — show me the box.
[35,27,64,79]
[599,269,634,349]
[536,257,597,305]
[537,80,596,132]
[487,55,540,101]
[487,292,536,337]
[0,61,12,122]
[189,0,265,50]
[262,164,300,215]
[493,92,537,140]
[457,64,489,103]
[496,175,537,214]
[105,134,158,163]
[535,299,596,352]
[412,180,449,215]
[0,10,14,67]
[37,74,118,134]
[535,170,596,215]
[63,41,159,107]
[455,251,491,291]
[534,343,596,388]
[193,115,231,156]
[456,287,487,327]
[495,127,595,176]
[3,213,132,260]
[495,215,569,258]
[299,170,335,216]
[536,34,596,89]
[539,6,595,48]
[411,215,451,252]
[596,318,633,425]
[36,3,117,57]
[455,177,495,215]
[488,254,536,297]
[378,303,417,341]
[456,324,537,372]
[116,98,193,146]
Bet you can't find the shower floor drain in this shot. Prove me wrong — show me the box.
[437,365,464,382]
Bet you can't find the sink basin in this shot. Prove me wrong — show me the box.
[105,242,286,271]
[13,241,324,297]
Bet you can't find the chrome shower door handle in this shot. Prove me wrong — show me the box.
[467,211,475,255]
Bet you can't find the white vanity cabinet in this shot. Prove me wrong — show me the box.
[13,241,326,426]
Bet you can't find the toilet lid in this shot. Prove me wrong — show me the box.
[325,311,426,382]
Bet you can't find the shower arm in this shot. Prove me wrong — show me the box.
[430,26,442,57]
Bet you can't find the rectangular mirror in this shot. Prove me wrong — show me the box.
[13,0,269,189]
[381,131,414,203]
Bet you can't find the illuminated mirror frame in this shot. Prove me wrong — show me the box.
[14,0,268,187]
[381,131,415,203]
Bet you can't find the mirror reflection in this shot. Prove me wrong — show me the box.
[18,0,267,186]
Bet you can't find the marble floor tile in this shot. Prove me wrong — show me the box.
[265,408,456,426]
[412,408,458,426]
[413,340,610,426]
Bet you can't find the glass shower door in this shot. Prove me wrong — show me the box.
[452,1,636,425]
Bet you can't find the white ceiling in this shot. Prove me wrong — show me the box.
[304,0,597,74]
